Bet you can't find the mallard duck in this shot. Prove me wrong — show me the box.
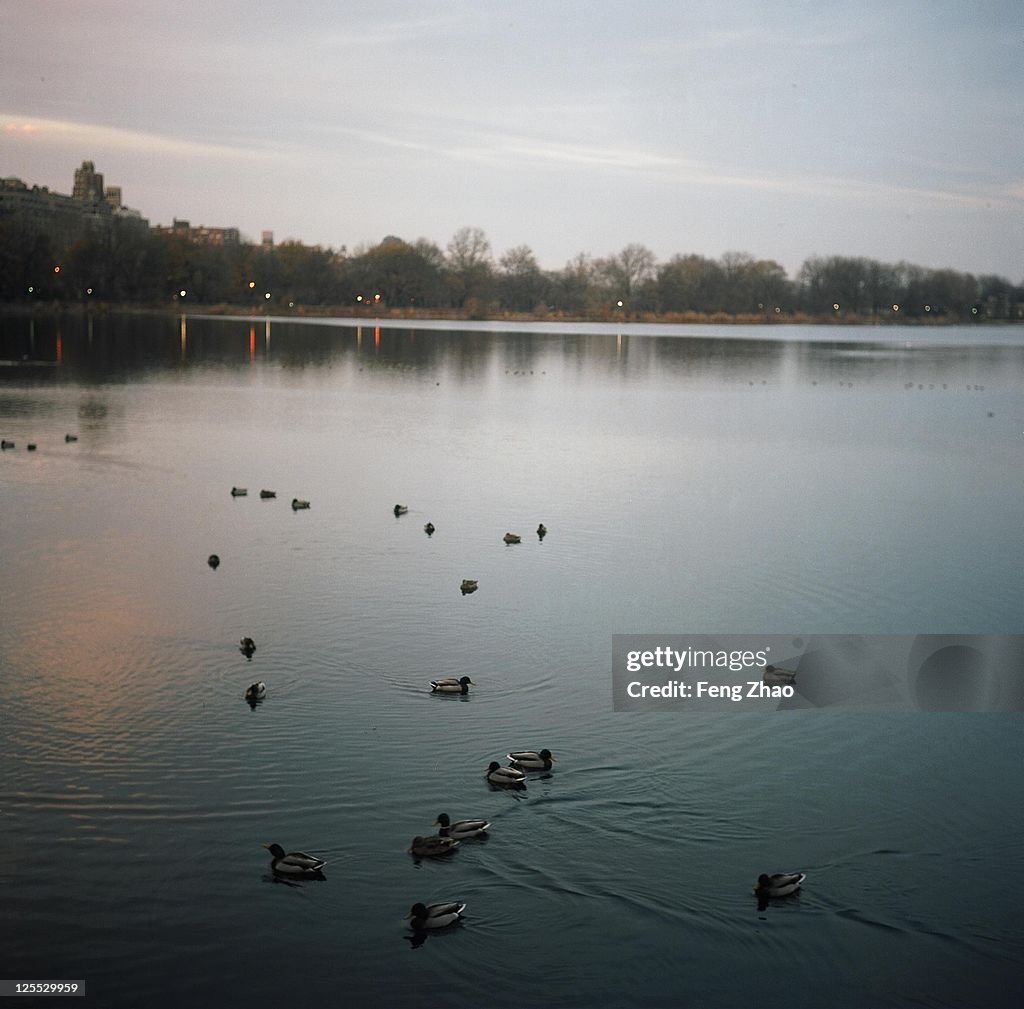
[486,762,527,787]
[431,676,473,694]
[434,813,490,839]
[394,504,408,516]
[503,532,521,544]
[260,489,276,499]
[754,872,806,898]
[291,498,310,510]
[460,579,479,594]
[245,681,266,701]
[537,523,547,538]
[408,835,460,857]
[763,665,797,686]
[65,434,78,442]
[424,522,435,535]
[207,554,220,569]
[263,843,326,876]
[231,486,248,496]
[406,901,466,930]
[240,637,256,657]
[507,749,555,771]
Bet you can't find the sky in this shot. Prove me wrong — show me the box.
[2,0,1023,281]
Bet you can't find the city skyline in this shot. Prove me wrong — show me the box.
[2,1,1022,280]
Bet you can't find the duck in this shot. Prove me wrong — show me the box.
[503,532,521,544]
[244,681,266,702]
[1,440,14,450]
[408,835,460,858]
[763,665,797,686]
[486,762,527,787]
[291,498,310,510]
[260,489,276,499]
[754,872,806,898]
[65,434,78,443]
[507,748,555,771]
[431,676,473,695]
[239,637,256,657]
[424,522,435,535]
[460,579,479,594]
[394,504,408,516]
[263,843,326,876]
[27,443,37,451]
[434,813,490,839]
[406,901,466,930]
[231,486,248,496]
[207,554,220,569]
[537,523,547,538]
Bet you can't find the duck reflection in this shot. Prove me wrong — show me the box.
[263,870,326,887]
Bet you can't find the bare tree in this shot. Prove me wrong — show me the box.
[497,244,546,311]
[551,252,599,313]
[594,243,656,301]
[445,226,493,307]
[656,254,725,313]
[446,226,491,272]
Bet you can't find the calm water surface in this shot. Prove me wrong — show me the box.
[2,314,1022,1008]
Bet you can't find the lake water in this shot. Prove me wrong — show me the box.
[1,312,1022,1008]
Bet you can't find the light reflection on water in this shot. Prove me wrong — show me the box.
[1,313,1022,1008]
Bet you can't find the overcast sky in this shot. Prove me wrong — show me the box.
[2,0,1022,280]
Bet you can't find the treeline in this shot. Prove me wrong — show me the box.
[2,220,1021,321]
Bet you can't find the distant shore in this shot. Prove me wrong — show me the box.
[1,301,1016,326]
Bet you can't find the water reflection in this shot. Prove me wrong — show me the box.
[1,313,1021,394]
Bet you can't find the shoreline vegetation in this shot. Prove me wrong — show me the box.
[3,216,1021,326]
[1,300,1021,326]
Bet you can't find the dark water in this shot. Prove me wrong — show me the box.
[2,313,1022,1008]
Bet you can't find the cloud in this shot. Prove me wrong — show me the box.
[352,116,1022,213]
[0,114,272,162]
[7,109,1014,220]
